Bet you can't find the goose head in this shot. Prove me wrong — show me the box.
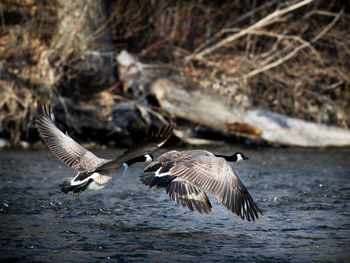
[144,153,154,163]
[214,152,249,162]
[232,152,249,162]
[125,153,154,166]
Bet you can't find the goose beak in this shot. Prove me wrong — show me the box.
[243,155,249,160]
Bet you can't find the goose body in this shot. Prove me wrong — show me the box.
[140,150,262,221]
[35,105,174,196]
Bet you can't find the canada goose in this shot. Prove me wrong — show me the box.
[140,150,262,221]
[35,105,174,196]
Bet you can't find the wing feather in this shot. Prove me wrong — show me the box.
[35,105,106,172]
[165,179,212,214]
[95,121,175,173]
[168,155,262,221]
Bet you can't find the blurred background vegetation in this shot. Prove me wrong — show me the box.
[0,0,349,147]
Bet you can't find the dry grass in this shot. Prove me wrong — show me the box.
[0,0,349,145]
[107,0,349,127]
[0,0,57,145]
[0,1,106,145]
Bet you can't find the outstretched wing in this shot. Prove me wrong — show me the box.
[165,179,212,214]
[167,156,263,221]
[35,105,106,172]
[95,120,175,173]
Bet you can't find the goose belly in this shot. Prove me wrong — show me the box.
[87,173,112,191]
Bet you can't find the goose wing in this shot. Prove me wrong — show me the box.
[140,151,214,215]
[169,156,263,221]
[94,121,175,173]
[142,150,208,172]
[165,179,212,214]
[141,155,212,214]
[142,150,179,172]
[141,150,197,187]
[35,105,106,172]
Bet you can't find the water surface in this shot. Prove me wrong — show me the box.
[0,147,349,262]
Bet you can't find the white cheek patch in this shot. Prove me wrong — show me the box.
[236,155,243,162]
[144,154,153,162]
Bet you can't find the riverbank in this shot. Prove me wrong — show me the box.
[1,1,349,147]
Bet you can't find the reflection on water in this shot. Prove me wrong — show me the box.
[0,147,350,262]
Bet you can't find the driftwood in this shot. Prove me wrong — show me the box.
[150,78,350,147]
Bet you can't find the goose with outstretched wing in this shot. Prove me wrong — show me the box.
[140,150,263,221]
[35,105,174,196]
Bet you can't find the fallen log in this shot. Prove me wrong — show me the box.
[150,78,350,147]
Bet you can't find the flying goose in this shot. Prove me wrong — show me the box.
[140,150,263,221]
[35,105,174,196]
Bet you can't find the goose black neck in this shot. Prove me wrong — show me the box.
[214,154,237,162]
[125,155,147,166]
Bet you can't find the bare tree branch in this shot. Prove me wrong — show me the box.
[186,0,314,61]
[243,8,343,79]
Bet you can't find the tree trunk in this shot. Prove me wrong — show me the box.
[150,78,350,147]
[38,1,116,94]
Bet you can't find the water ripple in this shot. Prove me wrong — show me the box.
[0,148,349,262]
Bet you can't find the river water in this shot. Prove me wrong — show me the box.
[0,147,349,262]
